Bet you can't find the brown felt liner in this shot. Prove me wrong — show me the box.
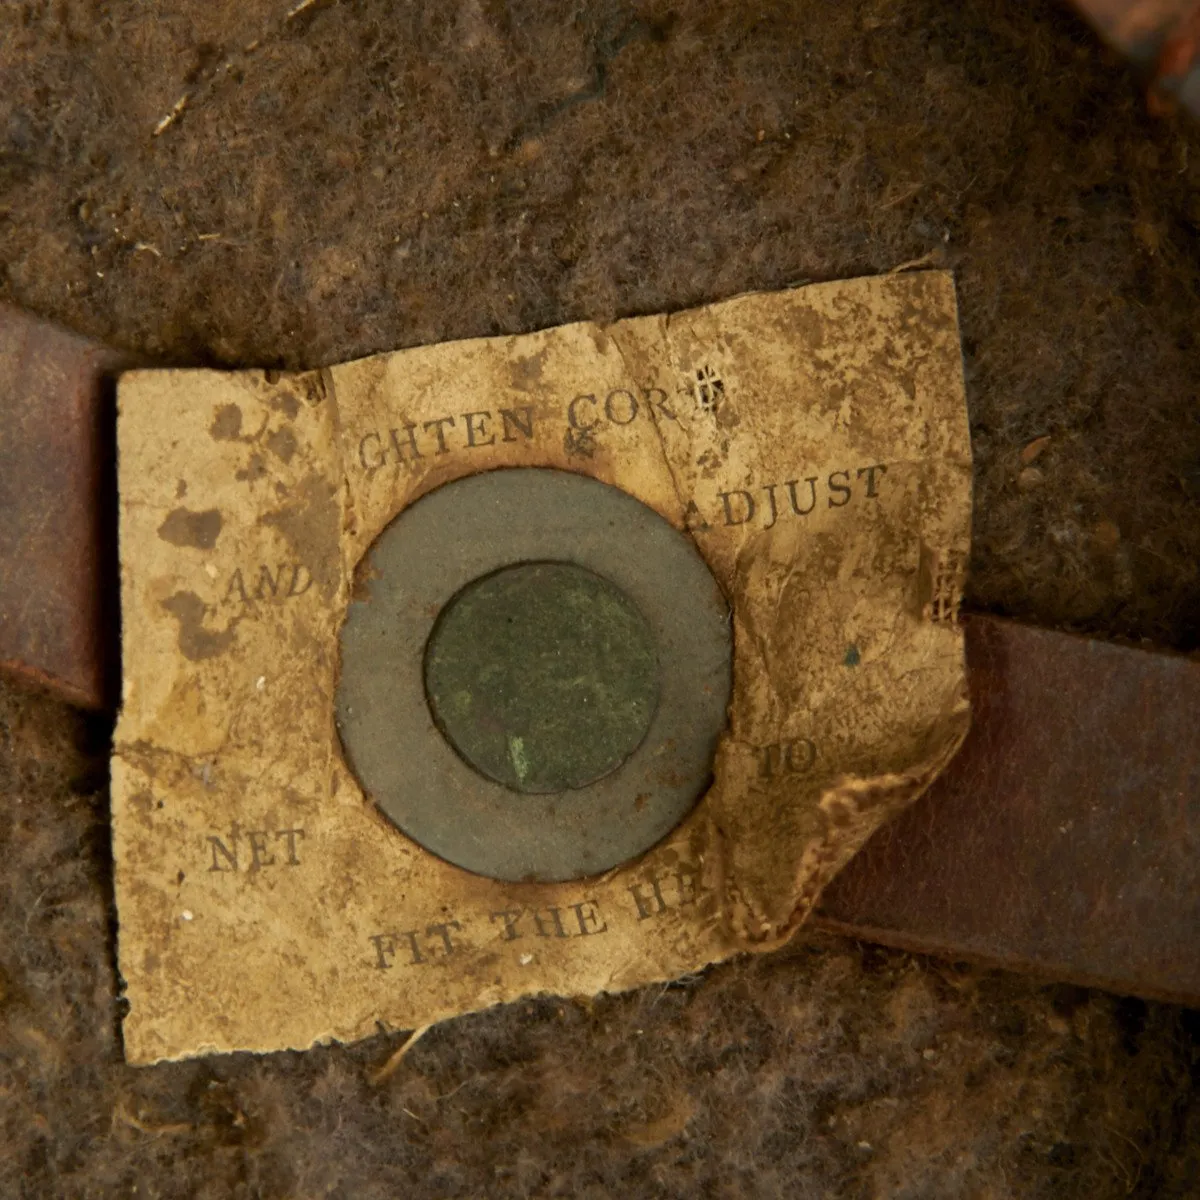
[1,0,1198,1194]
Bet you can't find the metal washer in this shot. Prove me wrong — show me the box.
[335,468,733,882]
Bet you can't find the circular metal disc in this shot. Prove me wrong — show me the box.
[425,560,662,795]
[335,468,732,882]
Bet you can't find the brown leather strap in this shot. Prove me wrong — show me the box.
[816,615,1200,1006]
[0,305,129,708]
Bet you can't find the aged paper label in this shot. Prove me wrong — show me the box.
[112,272,972,1063]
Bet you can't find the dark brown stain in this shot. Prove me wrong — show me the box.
[157,507,223,550]
[160,591,237,661]
[351,561,382,603]
[270,390,301,419]
[262,474,340,600]
[778,304,827,349]
[510,348,548,390]
[210,404,243,440]
[129,790,155,816]
[563,426,596,458]
[266,426,298,463]
[236,454,268,483]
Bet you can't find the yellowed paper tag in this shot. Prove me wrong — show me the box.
[112,272,972,1063]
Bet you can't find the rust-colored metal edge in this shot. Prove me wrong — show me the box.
[1071,0,1200,117]
[816,614,1200,1007]
[0,656,99,711]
